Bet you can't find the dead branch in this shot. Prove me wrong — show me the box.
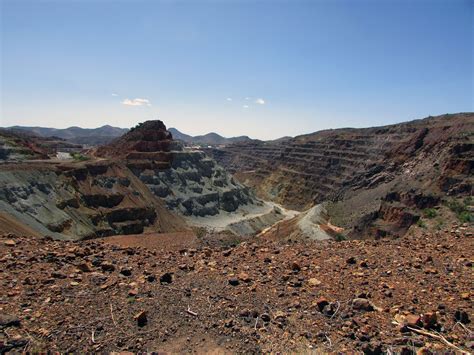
[186,305,198,316]
[329,301,341,320]
[407,326,468,354]
[109,303,117,327]
[324,334,333,348]
[453,321,472,335]
[392,321,469,354]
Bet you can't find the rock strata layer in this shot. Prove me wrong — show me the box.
[207,113,473,238]
[98,120,257,218]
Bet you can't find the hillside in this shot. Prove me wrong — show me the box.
[0,121,189,240]
[8,125,254,147]
[0,128,81,160]
[207,113,473,239]
[9,125,129,145]
[169,127,253,146]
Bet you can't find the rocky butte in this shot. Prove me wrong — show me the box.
[0,114,472,353]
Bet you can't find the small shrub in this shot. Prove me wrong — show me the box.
[220,237,243,248]
[435,218,444,231]
[130,122,143,132]
[446,199,464,214]
[69,152,90,161]
[446,198,473,223]
[423,208,437,219]
[458,211,473,224]
[334,233,346,241]
[417,219,427,228]
[464,196,473,206]
[192,227,207,239]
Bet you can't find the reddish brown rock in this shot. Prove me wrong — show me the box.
[405,314,422,327]
[421,312,438,329]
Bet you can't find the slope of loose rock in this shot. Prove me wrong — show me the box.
[1,227,472,353]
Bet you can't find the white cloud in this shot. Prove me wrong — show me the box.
[226,97,232,101]
[243,105,249,109]
[255,98,265,105]
[111,93,119,97]
[121,98,152,107]
[245,97,251,100]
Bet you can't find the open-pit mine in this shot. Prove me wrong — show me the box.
[0,113,472,353]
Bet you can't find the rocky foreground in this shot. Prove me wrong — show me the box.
[1,229,472,353]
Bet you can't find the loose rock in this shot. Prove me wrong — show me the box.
[352,298,374,311]
[0,314,21,328]
[160,273,173,284]
[134,311,147,327]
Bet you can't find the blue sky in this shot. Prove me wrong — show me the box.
[1,0,472,139]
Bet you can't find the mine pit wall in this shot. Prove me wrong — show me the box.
[0,161,187,240]
[206,129,403,211]
[133,150,258,218]
[0,150,260,240]
[207,114,474,239]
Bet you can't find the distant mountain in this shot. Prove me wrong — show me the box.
[0,128,82,161]
[168,128,194,142]
[169,127,253,145]
[8,124,282,147]
[267,136,292,143]
[8,125,129,145]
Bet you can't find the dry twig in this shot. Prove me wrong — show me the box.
[329,301,341,320]
[407,326,468,354]
[392,321,469,354]
[186,305,198,316]
[109,303,117,327]
[453,321,472,335]
[324,334,332,348]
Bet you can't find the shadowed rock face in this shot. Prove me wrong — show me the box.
[0,121,190,240]
[0,162,187,240]
[137,149,256,217]
[206,113,473,238]
[98,120,257,218]
[0,120,258,239]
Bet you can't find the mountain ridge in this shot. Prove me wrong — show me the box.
[169,127,253,145]
[8,125,129,145]
[7,125,257,146]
